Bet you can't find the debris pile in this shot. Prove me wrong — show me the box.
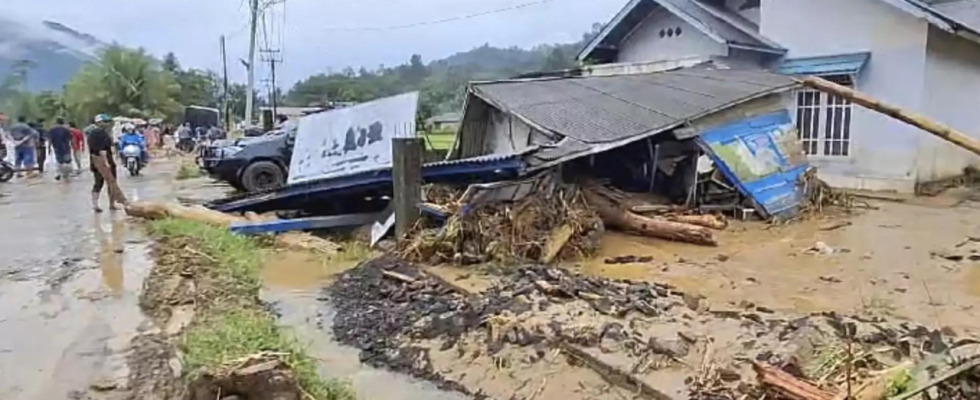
[399,185,603,264]
[328,256,978,400]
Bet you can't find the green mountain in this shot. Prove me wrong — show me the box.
[0,18,105,92]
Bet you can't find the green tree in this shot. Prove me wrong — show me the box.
[63,46,181,122]
[543,47,572,71]
[162,52,180,73]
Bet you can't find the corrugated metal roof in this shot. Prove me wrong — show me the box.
[578,0,784,62]
[778,52,871,76]
[471,67,797,145]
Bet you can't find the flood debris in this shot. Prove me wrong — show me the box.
[327,255,976,400]
[398,184,603,264]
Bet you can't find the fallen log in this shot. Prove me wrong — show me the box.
[126,200,340,255]
[91,155,128,205]
[584,186,717,246]
[753,361,835,400]
[666,214,728,230]
[126,201,244,226]
[540,224,575,263]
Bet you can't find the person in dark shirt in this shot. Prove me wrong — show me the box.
[86,114,118,212]
[47,118,73,181]
[32,119,47,173]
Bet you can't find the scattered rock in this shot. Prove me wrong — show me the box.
[715,254,730,262]
[718,367,742,382]
[894,287,908,293]
[648,337,690,359]
[819,275,842,283]
[89,378,118,392]
[805,241,836,255]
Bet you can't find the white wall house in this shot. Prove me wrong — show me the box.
[580,0,980,192]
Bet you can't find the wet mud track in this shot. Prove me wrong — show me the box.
[0,163,177,400]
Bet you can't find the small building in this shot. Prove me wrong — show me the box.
[451,66,812,218]
[579,0,980,193]
[425,112,462,131]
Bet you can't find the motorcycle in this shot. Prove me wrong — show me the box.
[0,147,13,182]
[121,144,143,176]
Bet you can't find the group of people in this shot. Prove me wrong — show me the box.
[0,113,147,212]
[1,114,86,180]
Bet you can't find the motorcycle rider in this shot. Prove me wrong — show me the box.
[117,122,148,167]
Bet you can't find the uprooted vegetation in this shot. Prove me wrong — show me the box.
[328,256,980,400]
[137,219,355,400]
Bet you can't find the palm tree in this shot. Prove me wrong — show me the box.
[63,46,181,123]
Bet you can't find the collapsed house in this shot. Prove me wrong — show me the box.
[450,65,808,220]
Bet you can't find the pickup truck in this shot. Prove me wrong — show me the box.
[199,124,295,192]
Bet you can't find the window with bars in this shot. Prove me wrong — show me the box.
[794,75,853,157]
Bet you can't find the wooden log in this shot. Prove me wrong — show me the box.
[801,77,980,157]
[125,201,244,226]
[584,186,717,246]
[666,214,728,230]
[753,362,835,400]
[381,270,416,284]
[91,154,128,205]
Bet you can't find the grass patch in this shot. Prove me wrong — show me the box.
[182,309,355,400]
[176,161,204,180]
[149,218,263,295]
[148,218,355,400]
[886,367,914,397]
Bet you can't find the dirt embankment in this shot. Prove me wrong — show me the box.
[105,219,353,400]
[328,257,979,400]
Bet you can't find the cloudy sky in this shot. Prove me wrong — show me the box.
[7,0,624,86]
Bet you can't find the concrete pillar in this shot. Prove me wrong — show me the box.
[392,138,424,243]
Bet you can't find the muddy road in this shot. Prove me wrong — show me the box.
[0,163,177,400]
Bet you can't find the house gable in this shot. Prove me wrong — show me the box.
[618,8,728,63]
[578,0,784,64]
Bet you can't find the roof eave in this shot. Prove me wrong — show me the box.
[577,0,645,61]
[727,43,787,55]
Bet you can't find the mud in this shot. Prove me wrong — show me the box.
[577,197,980,336]
[327,256,972,400]
[0,160,179,400]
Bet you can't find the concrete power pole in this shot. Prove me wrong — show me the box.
[220,35,230,130]
[245,0,260,126]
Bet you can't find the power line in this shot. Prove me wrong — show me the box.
[319,0,556,32]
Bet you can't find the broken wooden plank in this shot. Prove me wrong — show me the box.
[558,341,675,400]
[540,224,575,264]
[802,77,980,157]
[819,221,852,231]
[228,213,380,235]
[753,361,835,400]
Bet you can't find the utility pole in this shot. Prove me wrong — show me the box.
[245,0,259,126]
[259,48,281,118]
[220,35,230,130]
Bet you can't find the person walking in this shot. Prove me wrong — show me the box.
[9,116,38,178]
[68,121,85,173]
[86,114,119,212]
[47,118,73,181]
[32,119,47,174]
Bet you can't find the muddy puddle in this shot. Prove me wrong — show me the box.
[261,255,467,400]
[0,216,155,399]
[0,160,181,400]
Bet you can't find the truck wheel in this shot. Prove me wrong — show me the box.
[240,161,285,192]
